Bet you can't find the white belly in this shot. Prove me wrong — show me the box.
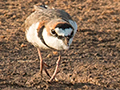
[26,22,49,49]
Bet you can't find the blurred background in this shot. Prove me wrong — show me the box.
[0,0,120,89]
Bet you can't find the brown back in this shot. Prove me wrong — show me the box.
[24,5,73,31]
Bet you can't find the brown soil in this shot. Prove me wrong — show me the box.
[0,0,120,90]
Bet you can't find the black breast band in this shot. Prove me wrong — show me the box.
[37,26,57,50]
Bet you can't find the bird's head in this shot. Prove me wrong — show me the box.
[38,19,76,50]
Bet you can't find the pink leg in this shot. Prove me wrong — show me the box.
[37,48,51,78]
[37,48,43,75]
[49,55,61,82]
[43,67,51,78]
[37,48,60,82]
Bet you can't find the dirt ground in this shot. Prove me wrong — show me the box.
[0,0,120,90]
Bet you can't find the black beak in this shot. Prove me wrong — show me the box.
[64,37,70,46]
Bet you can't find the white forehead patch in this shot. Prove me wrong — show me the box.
[68,20,77,35]
[55,27,73,36]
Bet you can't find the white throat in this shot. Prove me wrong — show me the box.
[42,28,69,50]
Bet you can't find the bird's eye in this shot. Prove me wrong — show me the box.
[51,29,56,35]
[71,31,74,36]
[67,31,74,38]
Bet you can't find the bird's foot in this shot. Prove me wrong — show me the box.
[48,55,61,83]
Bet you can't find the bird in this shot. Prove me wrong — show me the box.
[24,5,77,82]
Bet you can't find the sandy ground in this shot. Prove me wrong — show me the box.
[0,0,120,90]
